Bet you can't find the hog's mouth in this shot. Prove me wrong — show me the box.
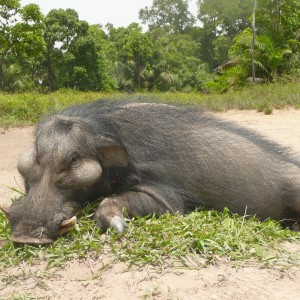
[11,235,55,246]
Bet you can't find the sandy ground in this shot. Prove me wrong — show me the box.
[0,127,34,206]
[1,109,300,299]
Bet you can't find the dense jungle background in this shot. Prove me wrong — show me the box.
[1,0,299,94]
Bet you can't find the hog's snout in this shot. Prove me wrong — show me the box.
[10,216,77,246]
[12,216,77,246]
[1,201,78,245]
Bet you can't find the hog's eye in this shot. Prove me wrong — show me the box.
[69,152,81,168]
[58,152,81,175]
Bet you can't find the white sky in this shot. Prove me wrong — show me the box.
[21,0,199,28]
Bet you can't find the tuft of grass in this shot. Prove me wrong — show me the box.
[3,292,46,300]
[1,205,299,269]
[111,209,300,266]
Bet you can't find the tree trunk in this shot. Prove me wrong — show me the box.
[0,58,3,91]
[46,51,56,92]
[136,54,141,90]
[275,0,282,34]
[251,0,257,82]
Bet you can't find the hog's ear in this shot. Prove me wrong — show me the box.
[96,136,128,168]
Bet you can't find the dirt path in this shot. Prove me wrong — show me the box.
[0,126,34,205]
[216,109,300,154]
[1,109,300,299]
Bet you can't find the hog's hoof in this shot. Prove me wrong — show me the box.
[110,216,126,233]
[94,209,126,233]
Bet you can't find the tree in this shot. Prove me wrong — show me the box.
[123,24,155,89]
[0,0,44,90]
[197,0,253,69]
[212,35,232,65]
[229,28,285,81]
[69,25,115,91]
[107,23,155,90]
[43,8,89,90]
[42,11,114,91]
[256,0,300,43]
[148,28,207,91]
[139,0,195,34]
[254,0,300,79]
[198,0,252,38]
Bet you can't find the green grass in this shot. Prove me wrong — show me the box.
[0,79,300,127]
[159,80,300,112]
[1,204,299,269]
[0,90,122,127]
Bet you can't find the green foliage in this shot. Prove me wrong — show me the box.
[256,0,300,42]
[212,36,233,66]
[43,8,88,91]
[149,30,205,91]
[197,0,252,69]
[69,28,115,91]
[139,0,195,33]
[108,23,155,90]
[223,28,287,85]
[2,64,33,92]
[198,0,300,85]
[198,0,252,38]
[282,30,300,76]
[0,0,44,91]
[0,0,299,93]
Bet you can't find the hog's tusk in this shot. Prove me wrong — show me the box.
[59,216,77,234]
[0,203,10,218]
[61,216,77,227]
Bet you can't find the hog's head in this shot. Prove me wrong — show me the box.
[0,116,128,245]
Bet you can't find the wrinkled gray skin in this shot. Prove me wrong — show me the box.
[5,100,300,245]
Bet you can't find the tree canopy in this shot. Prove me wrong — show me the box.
[0,0,299,93]
[139,0,195,33]
[0,0,44,90]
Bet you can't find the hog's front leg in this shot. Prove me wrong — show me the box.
[95,186,179,233]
